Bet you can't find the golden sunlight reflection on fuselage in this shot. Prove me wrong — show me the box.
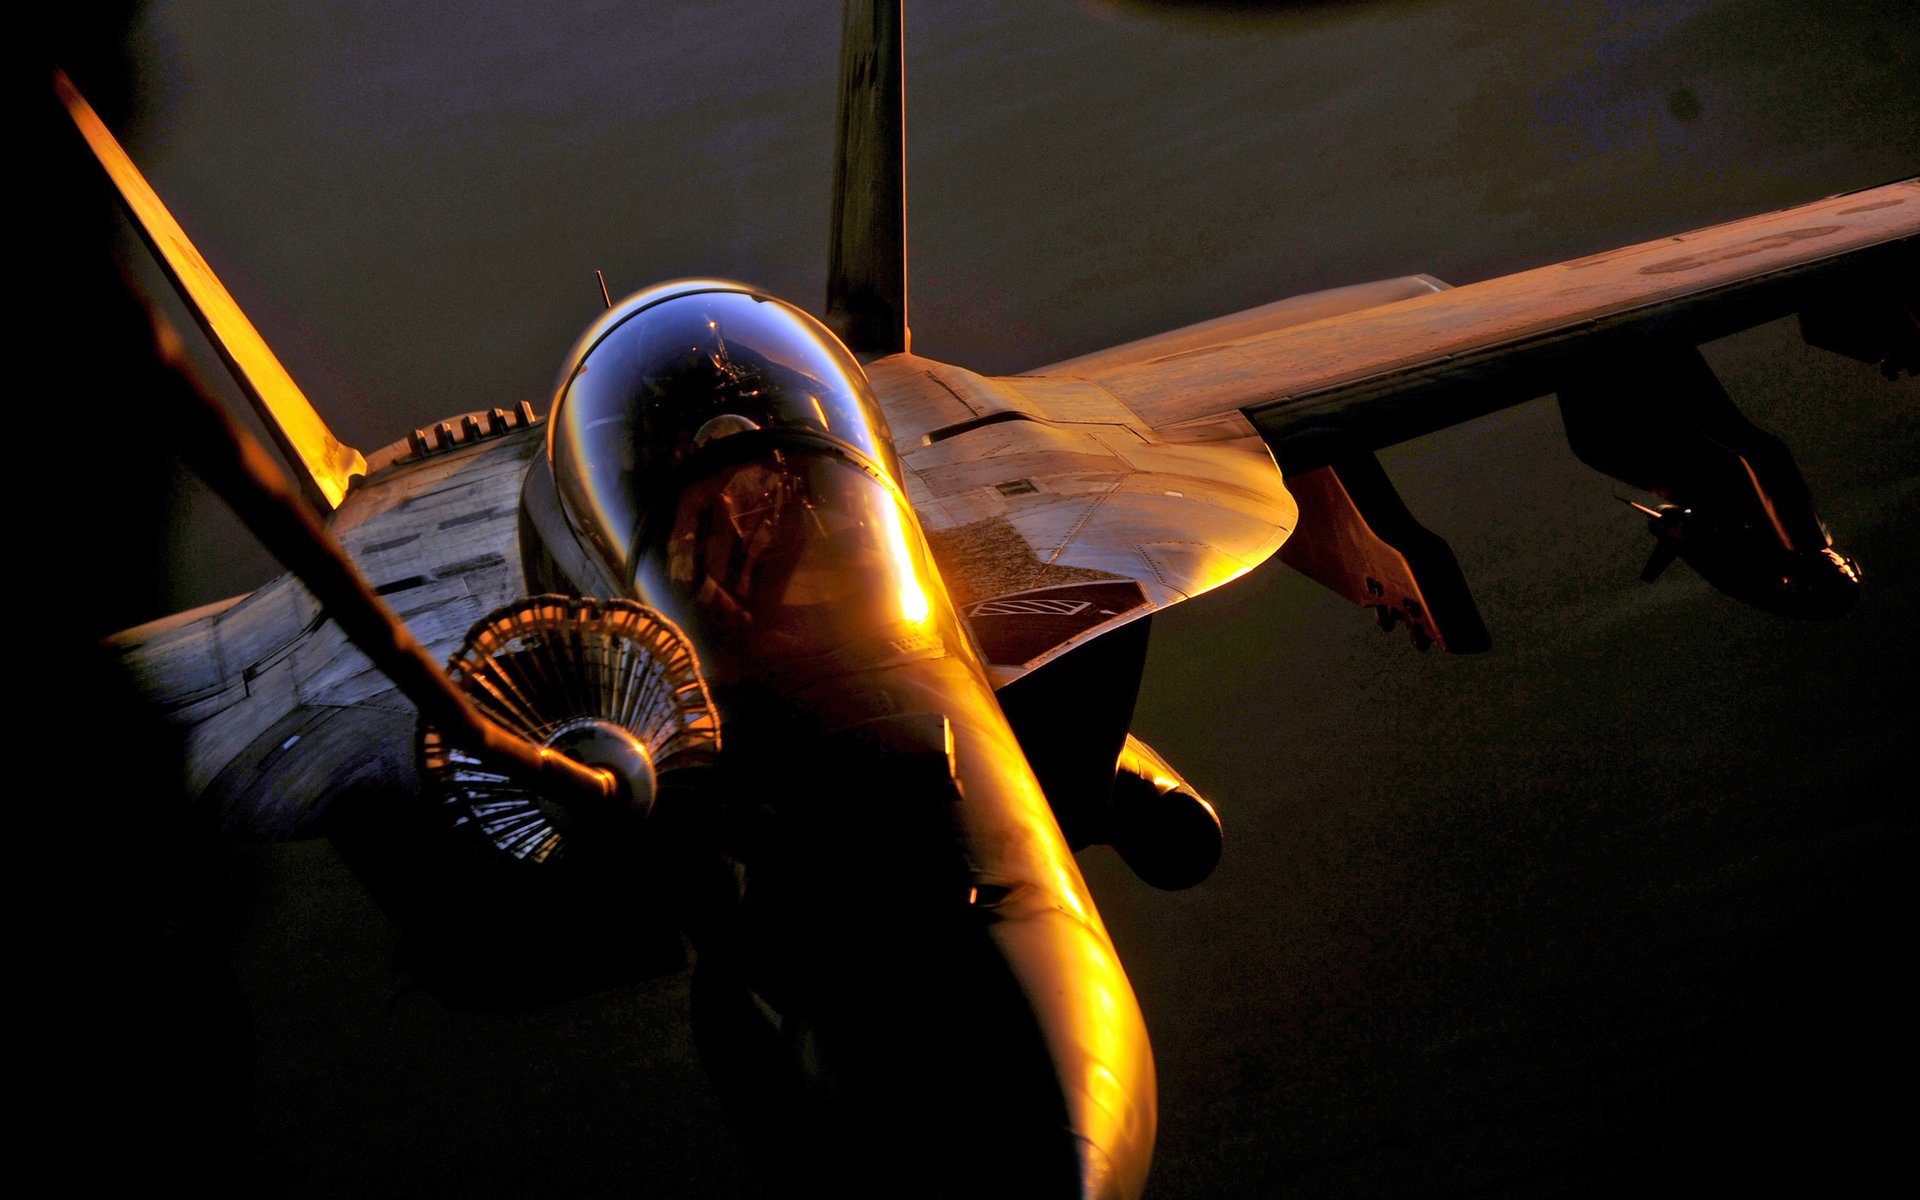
[543,282,1157,1196]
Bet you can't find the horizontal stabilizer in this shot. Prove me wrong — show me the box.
[54,68,366,510]
[1278,452,1490,653]
[1038,275,1450,377]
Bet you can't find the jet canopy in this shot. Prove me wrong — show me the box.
[549,282,900,579]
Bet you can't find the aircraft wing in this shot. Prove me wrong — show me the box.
[107,425,545,838]
[1028,179,1918,469]
[879,180,1915,680]
[55,69,367,512]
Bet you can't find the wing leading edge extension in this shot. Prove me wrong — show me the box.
[870,355,1298,686]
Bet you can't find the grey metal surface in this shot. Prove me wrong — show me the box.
[110,429,543,836]
[872,353,1296,680]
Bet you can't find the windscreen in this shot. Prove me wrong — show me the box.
[550,286,900,579]
[633,443,946,682]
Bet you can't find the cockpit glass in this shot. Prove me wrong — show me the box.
[634,444,939,678]
[550,287,898,577]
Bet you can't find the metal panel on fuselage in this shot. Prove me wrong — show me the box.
[109,427,543,835]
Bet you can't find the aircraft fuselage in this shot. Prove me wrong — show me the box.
[529,281,1157,1197]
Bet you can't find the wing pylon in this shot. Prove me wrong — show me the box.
[1277,453,1490,653]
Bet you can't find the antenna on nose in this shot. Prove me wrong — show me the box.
[595,269,614,309]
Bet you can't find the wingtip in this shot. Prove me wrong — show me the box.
[56,59,367,512]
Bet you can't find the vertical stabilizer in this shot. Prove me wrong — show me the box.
[824,0,909,357]
[54,68,367,511]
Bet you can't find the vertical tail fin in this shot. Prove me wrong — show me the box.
[824,0,909,357]
[54,68,367,510]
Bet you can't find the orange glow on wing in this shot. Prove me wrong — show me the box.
[53,69,366,509]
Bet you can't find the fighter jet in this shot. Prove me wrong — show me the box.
[58,2,1916,1197]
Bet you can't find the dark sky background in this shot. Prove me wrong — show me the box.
[86,0,1918,1195]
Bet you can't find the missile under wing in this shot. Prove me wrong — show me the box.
[865,182,1915,676]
